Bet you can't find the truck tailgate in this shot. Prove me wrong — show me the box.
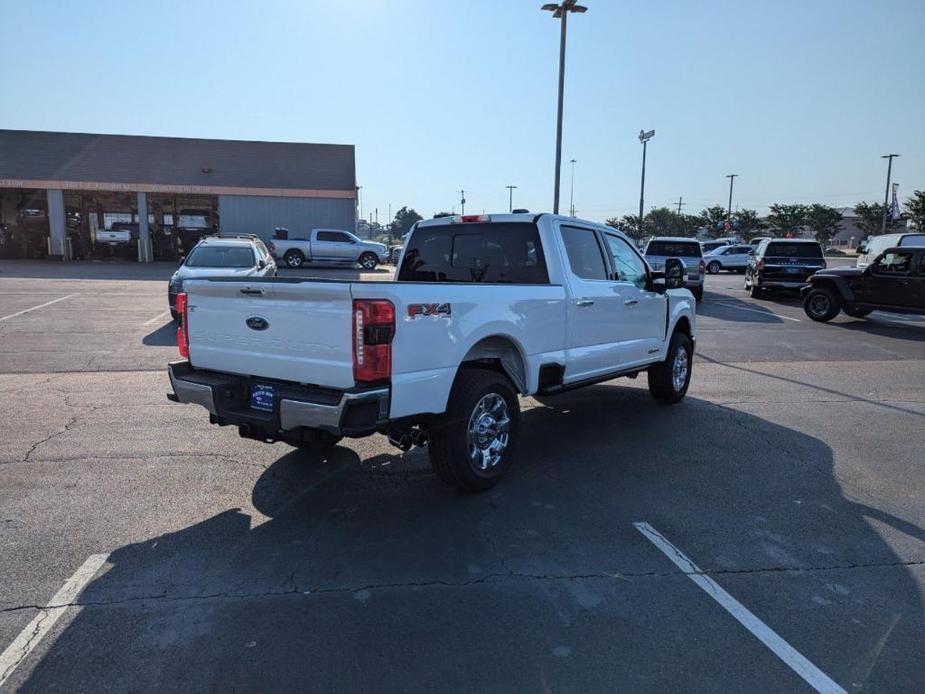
[185,279,355,389]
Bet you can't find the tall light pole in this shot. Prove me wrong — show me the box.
[881,154,900,233]
[725,174,738,220]
[542,1,587,214]
[568,159,577,216]
[459,189,466,215]
[638,129,655,236]
[506,185,517,213]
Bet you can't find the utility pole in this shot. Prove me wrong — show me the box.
[506,185,517,213]
[568,159,577,216]
[542,1,587,214]
[356,186,363,224]
[725,174,738,220]
[676,196,684,215]
[638,129,655,237]
[459,189,466,215]
[881,154,900,234]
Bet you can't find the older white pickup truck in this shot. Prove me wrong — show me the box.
[168,213,696,491]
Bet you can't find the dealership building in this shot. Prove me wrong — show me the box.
[0,129,357,261]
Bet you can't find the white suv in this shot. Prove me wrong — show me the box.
[168,235,276,321]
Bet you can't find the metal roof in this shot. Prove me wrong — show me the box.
[0,130,355,197]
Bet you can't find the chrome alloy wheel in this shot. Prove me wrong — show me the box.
[672,346,689,393]
[467,393,511,471]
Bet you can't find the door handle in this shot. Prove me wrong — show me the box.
[624,298,639,306]
[240,288,266,296]
[575,299,595,307]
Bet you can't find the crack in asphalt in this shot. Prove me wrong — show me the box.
[2,558,922,615]
[0,609,49,683]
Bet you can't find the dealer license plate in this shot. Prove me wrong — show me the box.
[250,384,275,412]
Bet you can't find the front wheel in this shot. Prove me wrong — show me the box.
[803,287,841,322]
[359,252,378,270]
[428,368,520,492]
[707,261,722,274]
[648,331,693,404]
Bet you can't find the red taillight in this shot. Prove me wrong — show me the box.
[757,260,765,272]
[353,299,394,384]
[176,292,190,359]
[454,214,490,223]
[699,259,706,274]
[267,241,276,253]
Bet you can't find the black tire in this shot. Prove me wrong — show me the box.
[749,283,764,299]
[648,331,693,404]
[692,285,703,302]
[428,368,520,492]
[170,308,179,323]
[707,261,722,274]
[803,287,841,322]
[843,306,872,319]
[359,252,378,270]
[284,250,304,268]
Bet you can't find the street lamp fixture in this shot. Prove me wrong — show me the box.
[506,185,518,213]
[638,130,654,236]
[541,1,588,215]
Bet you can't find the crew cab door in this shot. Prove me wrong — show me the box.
[601,233,666,365]
[866,249,918,308]
[558,224,623,381]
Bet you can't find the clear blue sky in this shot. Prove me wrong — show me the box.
[2,0,923,223]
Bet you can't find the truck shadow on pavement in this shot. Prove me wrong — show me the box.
[697,293,788,323]
[141,322,177,346]
[17,386,924,692]
[0,259,177,282]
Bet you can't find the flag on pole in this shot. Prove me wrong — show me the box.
[891,183,900,221]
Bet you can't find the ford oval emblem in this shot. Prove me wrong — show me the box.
[246,316,269,331]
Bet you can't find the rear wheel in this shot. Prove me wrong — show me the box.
[429,368,520,492]
[359,252,378,270]
[692,285,703,302]
[648,331,693,404]
[843,305,872,319]
[749,283,764,299]
[803,287,841,321]
[170,309,179,323]
[284,250,304,268]
[707,261,722,274]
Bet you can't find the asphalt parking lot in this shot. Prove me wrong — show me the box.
[0,259,923,692]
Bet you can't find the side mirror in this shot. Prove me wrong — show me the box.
[747,249,755,256]
[178,255,186,264]
[257,259,267,269]
[855,246,865,254]
[665,257,687,289]
[649,270,667,293]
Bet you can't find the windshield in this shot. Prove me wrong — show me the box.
[765,242,823,258]
[185,245,255,268]
[646,241,702,257]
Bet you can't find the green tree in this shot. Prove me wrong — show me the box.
[903,190,925,231]
[733,208,765,239]
[766,204,807,237]
[675,213,703,237]
[390,206,423,236]
[644,207,678,236]
[700,206,729,238]
[804,204,843,244]
[606,214,647,242]
[853,201,888,237]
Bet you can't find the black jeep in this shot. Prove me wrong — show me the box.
[801,246,925,322]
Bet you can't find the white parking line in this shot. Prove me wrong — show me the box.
[141,309,172,327]
[0,294,77,323]
[715,302,802,322]
[0,553,109,688]
[634,522,846,694]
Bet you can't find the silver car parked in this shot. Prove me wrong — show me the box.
[704,244,752,273]
[644,237,705,301]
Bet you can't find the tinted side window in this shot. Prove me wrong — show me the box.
[899,234,925,247]
[561,226,608,280]
[317,231,350,243]
[647,241,702,257]
[605,234,647,289]
[873,251,914,274]
[397,223,548,283]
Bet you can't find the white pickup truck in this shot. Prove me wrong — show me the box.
[168,213,696,491]
[268,228,388,270]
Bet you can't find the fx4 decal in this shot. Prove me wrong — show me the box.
[408,303,452,319]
